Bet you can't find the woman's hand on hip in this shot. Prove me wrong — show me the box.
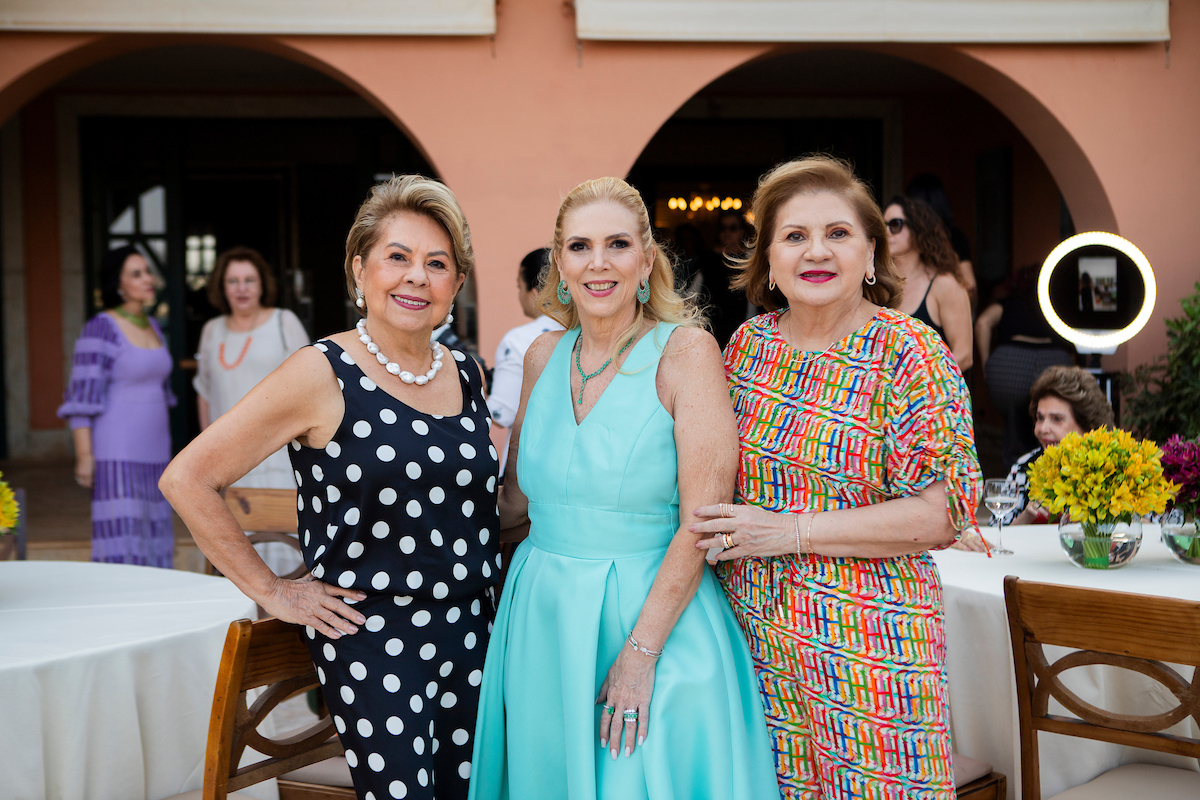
[260,574,367,640]
[596,647,657,759]
[690,503,795,560]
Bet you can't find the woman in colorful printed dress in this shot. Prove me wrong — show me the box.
[59,245,176,567]
[692,156,982,800]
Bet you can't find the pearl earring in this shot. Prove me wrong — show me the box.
[355,287,364,309]
[444,303,455,325]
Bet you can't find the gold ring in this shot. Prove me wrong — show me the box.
[722,532,735,550]
[721,503,734,518]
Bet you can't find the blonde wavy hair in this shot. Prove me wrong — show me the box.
[539,177,702,360]
[343,174,474,317]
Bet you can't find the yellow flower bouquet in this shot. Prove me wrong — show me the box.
[0,471,18,534]
[1028,428,1177,568]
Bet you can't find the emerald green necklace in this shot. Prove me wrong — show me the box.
[574,335,634,405]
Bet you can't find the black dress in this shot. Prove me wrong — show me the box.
[289,339,501,800]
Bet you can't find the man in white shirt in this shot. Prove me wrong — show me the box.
[487,248,563,469]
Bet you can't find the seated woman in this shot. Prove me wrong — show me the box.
[1004,365,1114,524]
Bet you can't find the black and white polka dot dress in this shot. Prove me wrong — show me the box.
[289,339,501,800]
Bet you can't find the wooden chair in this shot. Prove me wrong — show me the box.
[1004,576,1200,800]
[166,617,355,800]
[215,487,306,581]
[953,752,1006,799]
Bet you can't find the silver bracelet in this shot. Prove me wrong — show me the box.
[794,513,802,556]
[627,632,663,659]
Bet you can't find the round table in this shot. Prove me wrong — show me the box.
[0,561,257,800]
[932,524,1200,799]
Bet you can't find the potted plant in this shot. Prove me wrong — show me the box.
[1123,281,1200,443]
[1159,434,1200,564]
[1027,428,1177,569]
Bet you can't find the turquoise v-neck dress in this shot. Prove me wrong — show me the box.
[469,322,778,800]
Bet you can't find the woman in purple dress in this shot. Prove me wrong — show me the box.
[58,246,176,567]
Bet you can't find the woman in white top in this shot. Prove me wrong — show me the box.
[487,247,563,467]
[194,246,309,572]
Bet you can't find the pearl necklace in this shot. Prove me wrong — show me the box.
[356,319,443,385]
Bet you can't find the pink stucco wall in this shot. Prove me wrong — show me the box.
[1,0,1197,428]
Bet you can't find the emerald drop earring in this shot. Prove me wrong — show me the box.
[637,278,651,304]
[557,280,571,305]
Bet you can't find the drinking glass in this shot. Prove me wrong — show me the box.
[983,479,1019,556]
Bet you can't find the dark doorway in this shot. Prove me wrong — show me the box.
[80,115,435,450]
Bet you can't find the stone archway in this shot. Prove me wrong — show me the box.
[0,34,447,457]
[0,33,442,175]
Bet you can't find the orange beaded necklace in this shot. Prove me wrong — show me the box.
[218,338,252,370]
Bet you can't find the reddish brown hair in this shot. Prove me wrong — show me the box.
[208,246,276,314]
[732,156,902,311]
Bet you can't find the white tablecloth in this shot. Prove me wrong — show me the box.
[932,524,1200,799]
[0,561,257,800]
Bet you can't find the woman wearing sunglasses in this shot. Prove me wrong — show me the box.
[883,196,974,373]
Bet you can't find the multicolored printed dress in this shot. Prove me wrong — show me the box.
[719,308,981,800]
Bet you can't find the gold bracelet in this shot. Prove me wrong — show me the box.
[804,512,816,555]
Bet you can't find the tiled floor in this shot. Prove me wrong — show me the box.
[0,459,208,571]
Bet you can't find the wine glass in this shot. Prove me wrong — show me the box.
[983,479,1019,556]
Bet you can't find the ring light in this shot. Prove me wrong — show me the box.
[1037,231,1156,351]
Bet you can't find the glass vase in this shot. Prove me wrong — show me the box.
[1058,517,1142,569]
[1160,508,1200,565]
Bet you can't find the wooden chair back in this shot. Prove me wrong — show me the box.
[204,617,343,800]
[1003,576,1200,800]
[219,488,306,581]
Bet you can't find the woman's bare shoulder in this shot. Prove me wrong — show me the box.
[658,326,724,387]
[524,329,567,373]
[271,341,340,388]
[933,272,969,298]
[661,325,720,363]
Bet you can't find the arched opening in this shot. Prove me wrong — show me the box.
[2,42,480,455]
[628,47,1085,474]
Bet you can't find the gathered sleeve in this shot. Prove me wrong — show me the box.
[192,317,217,402]
[883,323,982,534]
[57,314,122,429]
[279,308,310,356]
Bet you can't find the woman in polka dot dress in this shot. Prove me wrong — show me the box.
[162,175,499,800]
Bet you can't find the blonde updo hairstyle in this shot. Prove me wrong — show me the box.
[731,155,902,310]
[539,177,702,358]
[343,174,474,317]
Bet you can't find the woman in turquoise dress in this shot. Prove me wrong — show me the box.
[469,177,778,799]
